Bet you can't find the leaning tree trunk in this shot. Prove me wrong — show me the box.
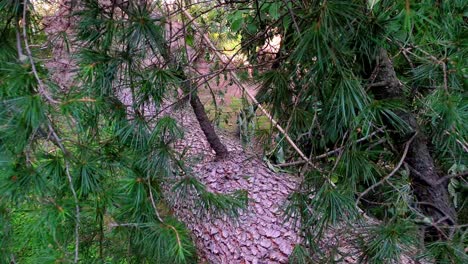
[370,49,456,238]
[180,76,229,160]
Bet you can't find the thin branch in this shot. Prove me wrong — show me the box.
[22,0,58,104]
[404,162,436,186]
[47,122,80,264]
[277,127,385,167]
[22,1,77,260]
[15,24,24,60]
[416,201,456,226]
[282,0,301,35]
[108,222,141,228]
[356,133,417,206]
[388,37,449,93]
[435,171,468,186]
[147,177,164,223]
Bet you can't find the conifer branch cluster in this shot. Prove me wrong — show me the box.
[0,0,466,263]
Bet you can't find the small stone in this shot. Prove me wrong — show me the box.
[283,230,295,238]
[209,242,219,254]
[258,227,266,236]
[279,186,289,195]
[257,245,268,256]
[238,178,248,186]
[242,238,253,247]
[202,233,210,241]
[255,204,265,215]
[219,242,230,254]
[251,193,259,200]
[252,231,260,240]
[239,232,247,242]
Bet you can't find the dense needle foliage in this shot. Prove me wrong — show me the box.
[0,0,466,263]
[0,1,246,263]
[228,0,467,262]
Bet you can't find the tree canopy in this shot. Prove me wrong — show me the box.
[0,0,467,263]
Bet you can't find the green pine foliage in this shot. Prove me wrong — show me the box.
[0,0,467,263]
[0,1,245,263]
[226,0,467,262]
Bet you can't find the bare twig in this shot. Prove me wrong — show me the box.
[277,127,385,167]
[108,222,141,228]
[47,122,80,264]
[21,1,77,260]
[388,37,449,93]
[147,177,164,223]
[435,171,468,186]
[282,0,301,35]
[356,133,417,206]
[22,0,58,104]
[15,24,25,60]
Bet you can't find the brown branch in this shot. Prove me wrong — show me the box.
[277,127,385,167]
[282,0,301,35]
[388,37,449,93]
[22,0,58,104]
[47,122,80,264]
[22,1,77,261]
[147,177,164,223]
[435,171,468,186]
[356,133,417,206]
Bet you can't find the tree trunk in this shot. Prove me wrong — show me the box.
[189,90,229,160]
[181,78,229,160]
[371,49,456,238]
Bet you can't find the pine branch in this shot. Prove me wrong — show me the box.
[277,127,385,167]
[22,0,58,104]
[435,171,468,186]
[21,1,78,261]
[47,122,80,264]
[356,133,417,206]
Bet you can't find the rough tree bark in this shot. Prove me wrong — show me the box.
[181,78,229,160]
[370,49,456,237]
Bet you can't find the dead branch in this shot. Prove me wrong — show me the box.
[356,133,417,206]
